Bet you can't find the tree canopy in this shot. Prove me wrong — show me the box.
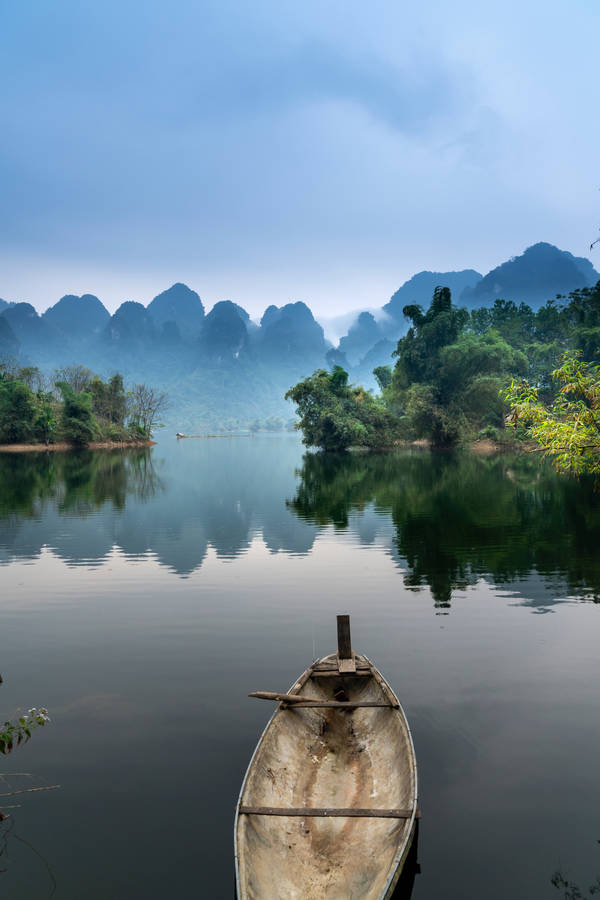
[0,362,167,446]
[285,366,398,450]
[287,278,600,461]
[384,287,527,446]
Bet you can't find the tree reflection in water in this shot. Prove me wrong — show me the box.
[2,443,600,606]
[0,448,163,520]
[287,449,600,611]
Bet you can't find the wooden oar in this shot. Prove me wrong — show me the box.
[248,692,397,709]
[249,691,320,704]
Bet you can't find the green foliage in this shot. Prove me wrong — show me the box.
[89,373,126,425]
[438,332,527,396]
[468,283,600,390]
[57,381,97,445]
[0,378,37,442]
[285,366,399,450]
[0,363,166,447]
[563,282,600,361]
[288,279,599,451]
[469,299,535,348]
[387,290,525,446]
[400,383,465,446]
[373,365,392,392]
[0,707,50,755]
[393,286,469,389]
[33,394,57,444]
[506,351,600,476]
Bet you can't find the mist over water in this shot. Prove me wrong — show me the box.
[1,435,599,898]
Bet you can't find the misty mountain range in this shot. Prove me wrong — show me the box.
[1,242,598,431]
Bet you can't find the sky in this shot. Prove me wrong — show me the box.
[1,0,599,318]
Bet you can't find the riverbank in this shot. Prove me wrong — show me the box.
[0,440,157,453]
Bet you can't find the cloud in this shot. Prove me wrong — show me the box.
[0,0,598,316]
[194,39,463,135]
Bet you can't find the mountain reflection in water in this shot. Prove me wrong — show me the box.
[1,439,599,609]
[2,436,600,900]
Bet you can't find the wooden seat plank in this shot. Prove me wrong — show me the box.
[284,700,398,709]
[239,806,420,819]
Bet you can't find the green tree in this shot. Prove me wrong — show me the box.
[506,351,600,476]
[469,299,535,349]
[89,373,127,427]
[0,377,37,443]
[394,287,469,389]
[107,374,127,425]
[33,393,57,444]
[57,382,97,445]
[373,365,392,392]
[563,282,600,362]
[387,289,526,446]
[285,366,398,450]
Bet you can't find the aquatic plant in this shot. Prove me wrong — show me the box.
[0,707,50,754]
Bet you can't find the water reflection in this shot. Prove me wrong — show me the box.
[1,440,600,609]
[288,449,600,610]
[0,448,162,517]
[2,438,600,899]
[0,448,165,567]
[0,440,318,571]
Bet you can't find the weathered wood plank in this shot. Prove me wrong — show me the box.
[312,664,370,673]
[310,670,371,678]
[239,806,420,819]
[283,700,398,709]
[337,614,352,659]
[338,655,357,673]
[248,691,321,704]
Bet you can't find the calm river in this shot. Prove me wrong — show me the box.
[1,435,599,899]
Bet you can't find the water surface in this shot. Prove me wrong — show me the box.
[1,436,599,898]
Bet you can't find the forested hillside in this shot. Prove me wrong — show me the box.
[287,280,600,454]
[1,243,597,432]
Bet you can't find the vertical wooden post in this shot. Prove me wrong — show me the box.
[337,615,352,658]
[337,615,356,672]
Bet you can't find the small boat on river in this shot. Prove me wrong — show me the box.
[234,616,419,899]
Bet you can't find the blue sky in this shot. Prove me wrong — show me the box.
[1,0,598,316]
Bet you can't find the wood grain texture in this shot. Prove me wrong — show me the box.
[239,806,418,819]
[235,652,418,900]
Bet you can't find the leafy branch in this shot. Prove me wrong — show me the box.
[505,351,600,476]
[0,708,50,755]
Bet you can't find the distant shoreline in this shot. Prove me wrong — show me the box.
[176,433,251,439]
[0,440,157,453]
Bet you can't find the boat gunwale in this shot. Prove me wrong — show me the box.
[234,653,418,900]
[234,661,313,896]
[365,654,419,899]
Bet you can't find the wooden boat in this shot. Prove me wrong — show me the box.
[235,616,418,899]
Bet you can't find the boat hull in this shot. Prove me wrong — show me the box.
[235,653,418,899]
